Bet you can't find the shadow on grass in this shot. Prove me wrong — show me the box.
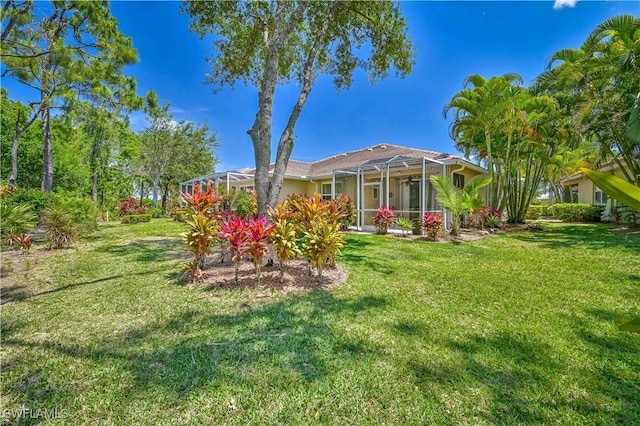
[0,270,167,306]
[508,223,640,252]
[2,291,389,416]
[94,238,187,263]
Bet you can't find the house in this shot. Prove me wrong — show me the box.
[558,161,629,215]
[180,143,487,231]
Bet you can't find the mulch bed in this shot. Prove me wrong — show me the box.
[193,257,349,293]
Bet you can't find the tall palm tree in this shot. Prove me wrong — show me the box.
[444,73,524,210]
[535,14,640,186]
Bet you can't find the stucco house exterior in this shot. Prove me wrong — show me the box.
[559,161,629,215]
[180,143,487,231]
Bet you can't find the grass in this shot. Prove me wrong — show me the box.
[1,219,639,425]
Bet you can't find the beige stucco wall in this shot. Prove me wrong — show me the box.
[562,166,626,205]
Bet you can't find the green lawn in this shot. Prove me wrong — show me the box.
[1,219,639,425]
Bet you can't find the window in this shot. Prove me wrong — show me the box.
[321,182,343,200]
[594,187,607,205]
[372,186,379,200]
[321,183,332,200]
[453,173,465,189]
[240,185,254,193]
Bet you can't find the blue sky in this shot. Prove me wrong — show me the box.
[4,1,639,172]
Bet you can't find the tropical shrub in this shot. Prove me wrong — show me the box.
[430,175,492,236]
[233,189,258,219]
[182,183,221,219]
[217,214,249,285]
[269,215,301,283]
[550,203,603,222]
[618,205,640,225]
[422,213,443,241]
[183,213,219,273]
[245,216,276,286]
[335,194,356,231]
[6,188,54,216]
[121,214,152,224]
[15,233,33,254]
[0,202,37,248]
[302,216,345,280]
[396,217,413,237]
[41,204,77,249]
[119,198,148,216]
[526,205,543,220]
[53,194,98,234]
[486,210,502,229]
[148,207,164,218]
[373,206,395,234]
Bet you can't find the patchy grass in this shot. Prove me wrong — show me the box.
[1,219,638,425]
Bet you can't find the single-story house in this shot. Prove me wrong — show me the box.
[559,161,629,215]
[180,143,487,231]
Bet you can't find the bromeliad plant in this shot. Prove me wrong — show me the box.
[486,209,502,229]
[245,216,276,286]
[15,233,33,254]
[396,217,413,237]
[422,213,444,241]
[373,206,395,234]
[217,214,249,285]
[41,204,78,249]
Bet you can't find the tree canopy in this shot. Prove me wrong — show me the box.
[184,0,416,214]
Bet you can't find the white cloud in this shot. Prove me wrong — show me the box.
[553,0,578,10]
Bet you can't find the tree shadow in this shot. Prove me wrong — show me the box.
[93,238,187,263]
[507,224,640,252]
[1,291,388,419]
[409,332,563,424]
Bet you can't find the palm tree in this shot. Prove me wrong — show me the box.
[535,14,640,186]
[430,174,491,236]
[444,73,524,210]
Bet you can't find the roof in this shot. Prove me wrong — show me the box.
[182,143,479,185]
[248,143,463,179]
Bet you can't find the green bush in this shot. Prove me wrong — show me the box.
[540,205,551,216]
[550,203,604,222]
[122,214,152,224]
[7,188,54,216]
[52,194,98,234]
[148,207,165,218]
[0,202,37,247]
[526,205,542,220]
[234,190,257,219]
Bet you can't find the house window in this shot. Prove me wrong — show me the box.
[594,187,607,205]
[372,186,379,200]
[321,182,343,200]
[321,183,332,200]
[453,173,465,189]
[240,185,254,193]
[564,184,579,203]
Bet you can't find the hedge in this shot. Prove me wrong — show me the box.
[121,214,152,224]
[550,203,604,222]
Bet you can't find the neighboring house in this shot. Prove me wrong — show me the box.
[559,161,628,216]
[180,143,487,231]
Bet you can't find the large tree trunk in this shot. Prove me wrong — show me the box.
[151,173,160,207]
[92,169,98,203]
[249,2,309,216]
[10,107,40,189]
[41,104,54,192]
[9,110,23,189]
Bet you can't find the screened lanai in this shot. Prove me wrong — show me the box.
[331,155,447,231]
[179,171,254,197]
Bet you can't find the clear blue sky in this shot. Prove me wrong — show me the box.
[4,1,639,173]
